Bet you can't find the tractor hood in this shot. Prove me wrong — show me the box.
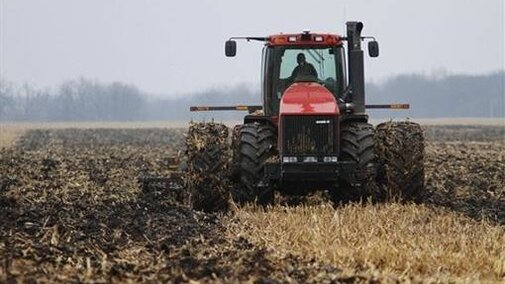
[279,83,339,115]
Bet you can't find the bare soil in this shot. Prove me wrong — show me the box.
[0,125,503,282]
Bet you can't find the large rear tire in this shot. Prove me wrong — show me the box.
[184,122,230,212]
[231,123,276,205]
[335,122,377,201]
[375,121,425,201]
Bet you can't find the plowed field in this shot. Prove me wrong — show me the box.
[0,125,504,282]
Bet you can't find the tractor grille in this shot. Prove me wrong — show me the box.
[282,115,336,155]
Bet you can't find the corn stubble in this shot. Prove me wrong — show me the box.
[0,125,504,282]
[229,203,504,282]
[229,126,505,282]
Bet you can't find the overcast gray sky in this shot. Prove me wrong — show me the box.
[1,0,504,97]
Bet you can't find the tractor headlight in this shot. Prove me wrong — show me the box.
[303,156,318,163]
[323,156,338,163]
[282,156,298,163]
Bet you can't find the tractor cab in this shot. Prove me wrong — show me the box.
[226,32,347,116]
[260,32,346,115]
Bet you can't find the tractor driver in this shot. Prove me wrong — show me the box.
[290,53,318,81]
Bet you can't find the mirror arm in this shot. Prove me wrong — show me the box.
[361,36,377,41]
[229,36,268,42]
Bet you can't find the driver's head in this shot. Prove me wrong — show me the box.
[297,53,306,65]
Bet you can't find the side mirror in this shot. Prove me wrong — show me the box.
[225,40,237,57]
[368,41,379,57]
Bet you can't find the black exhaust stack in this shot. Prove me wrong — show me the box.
[346,22,365,114]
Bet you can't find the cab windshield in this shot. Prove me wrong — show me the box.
[264,46,345,115]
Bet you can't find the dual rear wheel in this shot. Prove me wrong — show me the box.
[183,122,230,212]
[375,121,425,201]
[338,121,425,202]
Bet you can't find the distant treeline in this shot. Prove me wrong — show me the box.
[0,79,146,121]
[1,72,503,121]
[367,72,504,119]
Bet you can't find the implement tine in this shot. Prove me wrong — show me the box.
[138,172,184,191]
[167,156,180,171]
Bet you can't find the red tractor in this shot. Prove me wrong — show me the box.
[153,22,425,211]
